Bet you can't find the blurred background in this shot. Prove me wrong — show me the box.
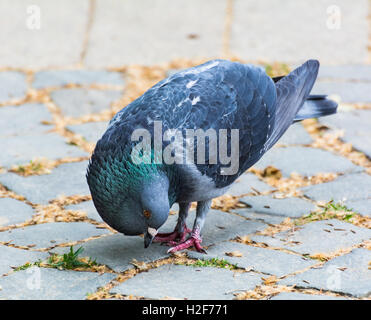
[0,0,368,69]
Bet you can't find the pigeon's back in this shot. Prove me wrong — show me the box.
[93,59,323,192]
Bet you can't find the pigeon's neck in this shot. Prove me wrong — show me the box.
[87,150,179,210]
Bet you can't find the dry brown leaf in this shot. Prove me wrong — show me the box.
[225,251,243,258]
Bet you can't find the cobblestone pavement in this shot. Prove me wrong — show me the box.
[0,1,370,300]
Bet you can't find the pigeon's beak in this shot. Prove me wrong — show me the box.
[144,227,157,248]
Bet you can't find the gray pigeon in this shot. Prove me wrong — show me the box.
[86,59,337,253]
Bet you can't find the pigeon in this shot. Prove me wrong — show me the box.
[86,59,337,253]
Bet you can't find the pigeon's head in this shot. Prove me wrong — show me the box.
[126,173,171,248]
[87,153,171,248]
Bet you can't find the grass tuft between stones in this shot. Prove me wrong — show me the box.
[178,257,238,270]
[13,246,100,272]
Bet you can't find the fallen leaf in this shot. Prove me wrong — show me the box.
[225,251,243,258]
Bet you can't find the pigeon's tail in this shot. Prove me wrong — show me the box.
[293,94,338,122]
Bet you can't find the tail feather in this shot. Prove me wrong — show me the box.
[264,60,319,151]
[294,95,338,121]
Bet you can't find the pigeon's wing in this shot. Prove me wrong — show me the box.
[264,60,319,150]
[160,60,278,188]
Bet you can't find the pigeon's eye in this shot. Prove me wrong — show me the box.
[143,210,151,218]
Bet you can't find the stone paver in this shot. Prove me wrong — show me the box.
[33,70,124,89]
[163,209,267,246]
[0,161,90,204]
[0,267,115,300]
[111,264,262,300]
[0,103,52,137]
[253,146,362,177]
[0,198,35,226]
[65,200,103,222]
[66,121,108,143]
[238,195,316,219]
[85,0,226,67]
[51,89,122,118]
[0,133,88,168]
[231,0,369,65]
[50,233,169,273]
[250,219,370,255]
[0,245,48,276]
[318,65,371,82]
[270,292,348,300]
[313,81,371,103]
[0,71,27,103]
[0,103,87,168]
[225,173,275,196]
[276,122,313,146]
[319,109,371,158]
[302,172,371,203]
[188,241,316,277]
[52,209,267,273]
[280,248,371,297]
[346,199,371,217]
[0,0,89,68]
[0,222,110,249]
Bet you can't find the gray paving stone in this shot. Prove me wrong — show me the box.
[50,88,122,118]
[250,219,370,255]
[0,1,89,68]
[162,209,267,246]
[302,173,371,202]
[318,65,371,82]
[0,198,35,226]
[0,161,90,204]
[0,103,53,137]
[270,292,348,300]
[188,241,316,277]
[280,248,371,297]
[231,210,286,225]
[33,70,124,89]
[52,209,266,272]
[0,133,88,168]
[0,222,110,249]
[238,195,316,219]
[0,71,27,102]
[111,264,261,300]
[319,109,371,158]
[85,0,226,67]
[0,245,48,276]
[345,199,371,217]
[66,121,108,143]
[51,233,170,273]
[254,146,362,177]
[65,200,103,222]
[225,173,275,196]
[0,267,115,300]
[231,0,369,65]
[277,123,313,146]
[313,81,371,103]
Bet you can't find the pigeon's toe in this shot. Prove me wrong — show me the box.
[167,235,206,254]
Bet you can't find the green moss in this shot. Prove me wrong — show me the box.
[179,258,238,270]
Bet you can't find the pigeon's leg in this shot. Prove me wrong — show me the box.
[168,200,211,254]
[153,202,191,243]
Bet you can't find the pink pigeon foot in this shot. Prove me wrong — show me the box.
[153,226,191,243]
[167,230,206,254]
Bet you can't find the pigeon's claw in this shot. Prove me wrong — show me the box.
[167,232,206,254]
[153,226,191,244]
